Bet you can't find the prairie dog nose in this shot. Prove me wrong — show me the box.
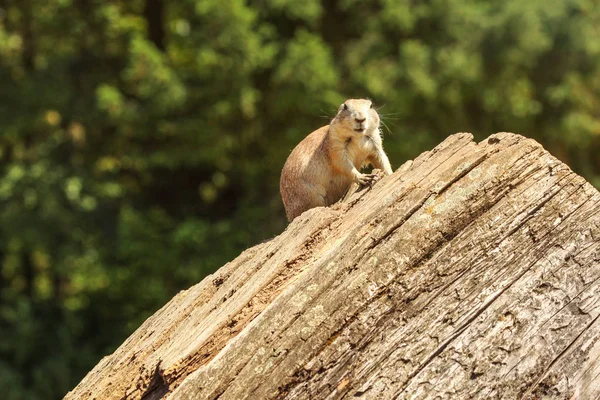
[355,117,366,123]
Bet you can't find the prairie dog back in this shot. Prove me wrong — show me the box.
[280,99,393,222]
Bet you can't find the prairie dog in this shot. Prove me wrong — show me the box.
[280,99,393,222]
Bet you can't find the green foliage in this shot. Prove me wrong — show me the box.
[0,0,598,398]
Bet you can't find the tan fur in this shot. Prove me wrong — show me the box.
[280,99,393,222]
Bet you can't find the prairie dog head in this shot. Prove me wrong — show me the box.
[331,98,380,136]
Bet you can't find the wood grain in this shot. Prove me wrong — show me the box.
[65,133,600,400]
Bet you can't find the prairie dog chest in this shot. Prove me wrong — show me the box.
[346,135,375,168]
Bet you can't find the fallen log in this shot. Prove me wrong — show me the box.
[66,132,600,400]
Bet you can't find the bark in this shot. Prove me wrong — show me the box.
[144,0,165,51]
[65,132,600,400]
[21,0,36,70]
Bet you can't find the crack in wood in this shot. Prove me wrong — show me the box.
[522,312,600,399]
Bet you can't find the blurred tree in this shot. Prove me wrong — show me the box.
[0,0,598,398]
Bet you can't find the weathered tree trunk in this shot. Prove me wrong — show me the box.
[66,133,600,400]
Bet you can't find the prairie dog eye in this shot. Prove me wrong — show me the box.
[342,103,349,111]
[370,102,373,109]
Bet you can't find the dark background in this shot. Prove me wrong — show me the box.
[0,0,599,398]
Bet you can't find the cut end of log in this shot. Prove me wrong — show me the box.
[66,132,600,400]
